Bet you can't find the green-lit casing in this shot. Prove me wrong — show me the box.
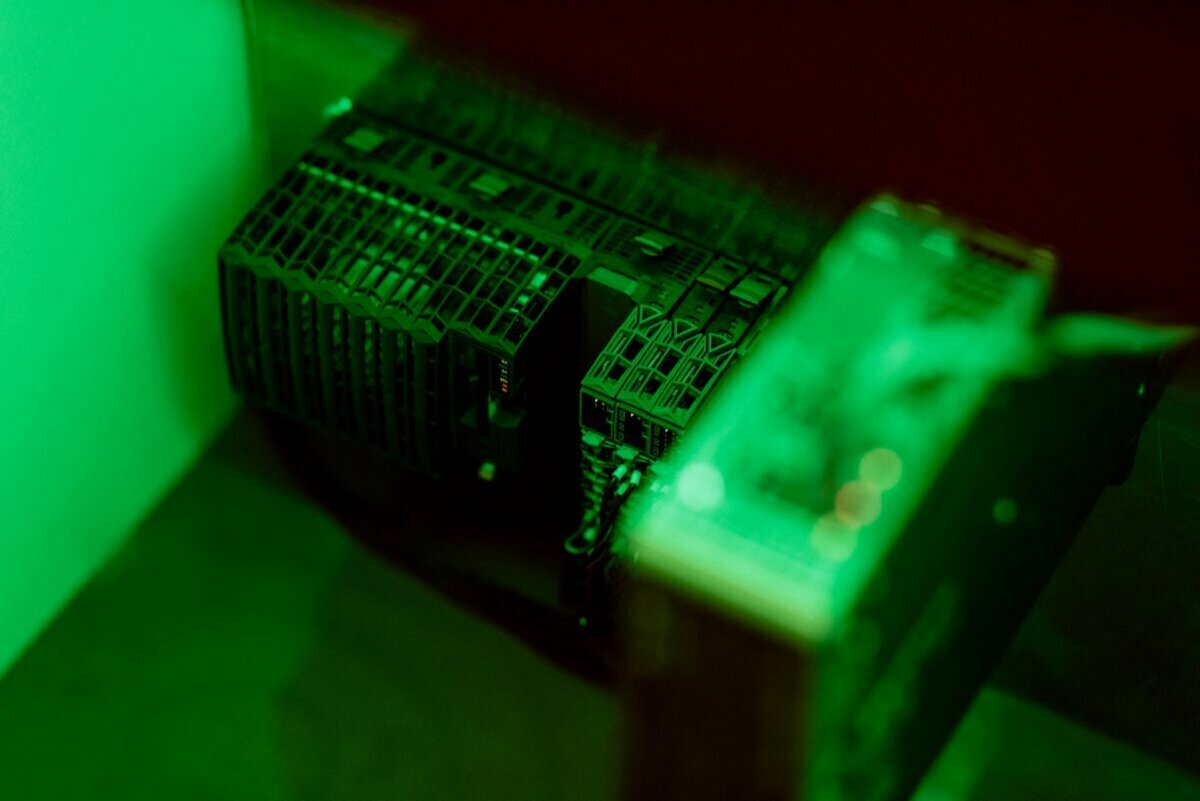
[622,197,1144,801]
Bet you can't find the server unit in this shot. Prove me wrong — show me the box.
[219,54,842,619]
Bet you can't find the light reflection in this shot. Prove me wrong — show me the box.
[860,447,903,491]
[811,513,859,562]
[836,480,883,527]
[676,462,725,511]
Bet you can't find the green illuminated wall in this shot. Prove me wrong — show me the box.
[0,1,268,675]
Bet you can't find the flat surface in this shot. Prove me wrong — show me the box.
[0,414,616,801]
[995,351,1200,772]
[1,407,1198,800]
[917,689,1200,801]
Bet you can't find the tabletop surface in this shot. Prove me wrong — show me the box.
[0,394,1197,799]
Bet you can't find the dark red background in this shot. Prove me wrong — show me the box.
[346,0,1198,321]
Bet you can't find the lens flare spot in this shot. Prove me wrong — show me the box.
[859,448,902,491]
[811,514,859,562]
[836,480,883,527]
[676,462,725,511]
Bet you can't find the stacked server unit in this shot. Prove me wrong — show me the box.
[219,56,843,619]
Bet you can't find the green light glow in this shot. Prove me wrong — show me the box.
[860,447,903,490]
[674,462,725,511]
[810,514,859,563]
[322,96,353,118]
[920,230,959,258]
[835,480,883,527]
[854,226,901,260]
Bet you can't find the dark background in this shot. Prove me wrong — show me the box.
[345,0,1199,322]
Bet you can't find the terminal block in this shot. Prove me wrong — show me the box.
[219,54,841,619]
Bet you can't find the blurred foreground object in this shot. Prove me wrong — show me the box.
[620,197,1170,801]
